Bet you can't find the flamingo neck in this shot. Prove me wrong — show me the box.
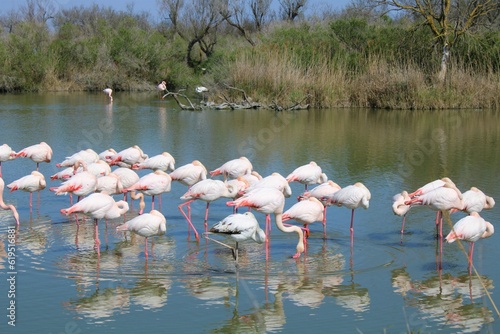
[274,212,305,256]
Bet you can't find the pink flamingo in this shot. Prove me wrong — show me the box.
[452,187,495,214]
[445,212,494,274]
[286,161,328,191]
[169,160,208,187]
[132,152,175,172]
[7,171,46,210]
[123,170,172,212]
[206,211,266,262]
[0,144,16,177]
[50,167,75,181]
[61,193,129,251]
[0,177,20,225]
[15,141,53,171]
[50,160,98,204]
[392,190,412,239]
[282,197,325,242]
[405,180,463,238]
[243,172,292,198]
[96,173,123,195]
[178,179,238,240]
[157,81,167,99]
[98,148,117,161]
[116,209,166,259]
[108,145,148,167]
[298,180,341,230]
[408,177,456,198]
[240,171,263,186]
[103,88,113,102]
[112,167,140,203]
[227,187,305,259]
[324,182,371,238]
[210,157,253,180]
[56,149,99,168]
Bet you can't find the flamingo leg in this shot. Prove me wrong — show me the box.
[151,195,155,211]
[468,242,475,275]
[94,218,101,255]
[322,206,327,239]
[350,209,355,234]
[400,214,407,244]
[204,202,210,232]
[179,200,199,240]
[144,237,149,259]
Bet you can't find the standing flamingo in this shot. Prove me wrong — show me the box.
[56,149,99,168]
[227,187,304,259]
[392,191,412,239]
[96,173,123,195]
[445,212,494,274]
[50,160,98,204]
[453,187,495,214]
[282,197,325,242]
[50,167,76,181]
[0,144,16,177]
[206,211,266,262]
[132,152,175,172]
[15,141,53,171]
[286,161,328,191]
[123,170,172,212]
[116,209,166,259]
[98,148,117,161]
[243,172,292,198]
[61,193,129,251]
[103,88,113,102]
[7,171,46,209]
[157,81,167,99]
[408,177,457,198]
[240,171,263,186]
[324,182,371,238]
[178,179,238,240]
[169,160,208,188]
[298,180,341,232]
[210,157,253,180]
[112,167,140,203]
[108,145,148,168]
[0,177,20,225]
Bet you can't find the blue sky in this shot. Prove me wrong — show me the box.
[2,0,353,21]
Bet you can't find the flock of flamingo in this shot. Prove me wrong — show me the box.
[0,141,496,270]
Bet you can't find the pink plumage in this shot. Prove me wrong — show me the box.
[210,157,253,179]
[286,161,328,191]
[169,160,207,187]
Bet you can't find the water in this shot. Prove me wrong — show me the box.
[0,92,499,333]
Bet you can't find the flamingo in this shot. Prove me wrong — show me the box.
[298,180,341,232]
[178,179,238,240]
[50,160,98,203]
[408,177,458,198]
[210,157,253,180]
[206,212,266,262]
[392,190,412,239]
[0,177,20,225]
[240,171,263,186]
[56,149,99,168]
[405,180,464,238]
[286,161,328,191]
[98,148,117,161]
[0,144,16,177]
[132,152,175,172]
[61,193,129,250]
[103,88,113,102]
[123,170,172,212]
[227,187,304,259]
[169,160,208,188]
[445,212,494,273]
[157,81,167,99]
[282,197,325,241]
[15,141,53,171]
[76,160,111,178]
[195,86,209,101]
[96,173,123,195]
[50,167,75,181]
[116,209,166,259]
[323,182,371,238]
[112,167,140,203]
[243,172,292,198]
[452,187,495,214]
[7,171,46,209]
[108,145,148,167]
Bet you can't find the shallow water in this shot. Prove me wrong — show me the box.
[0,92,499,333]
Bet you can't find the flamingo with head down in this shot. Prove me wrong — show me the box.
[0,177,20,225]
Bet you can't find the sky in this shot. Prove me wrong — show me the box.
[2,0,354,22]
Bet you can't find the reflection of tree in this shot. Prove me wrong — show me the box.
[391,267,494,332]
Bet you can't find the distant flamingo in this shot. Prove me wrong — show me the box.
[178,179,238,240]
[405,179,463,238]
[103,88,113,102]
[157,81,167,99]
[0,177,20,225]
[50,160,98,204]
[210,157,253,180]
[116,209,166,259]
[227,187,305,259]
[286,161,328,191]
[15,141,53,171]
[298,180,341,231]
[169,160,208,188]
[445,212,494,274]
[195,86,209,101]
[56,149,99,168]
[7,171,46,209]
[392,190,412,239]
[61,193,129,251]
[452,187,495,214]
[108,145,148,167]
[123,170,172,212]
[324,182,371,238]
[243,172,292,198]
[282,197,325,242]
[0,144,16,177]
[206,211,266,262]
[132,152,175,172]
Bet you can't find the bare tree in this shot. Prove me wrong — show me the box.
[250,0,272,30]
[0,10,22,33]
[21,0,56,24]
[279,0,308,21]
[371,0,500,82]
